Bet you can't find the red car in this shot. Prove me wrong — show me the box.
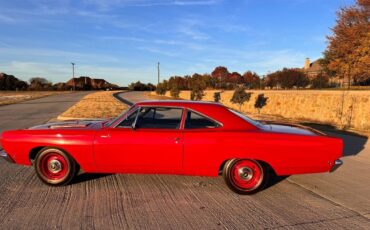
[0,100,343,194]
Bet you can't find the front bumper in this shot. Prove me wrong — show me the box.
[330,159,343,172]
[0,148,15,163]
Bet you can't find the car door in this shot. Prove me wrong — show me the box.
[94,106,184,174]
[182,109,224,176]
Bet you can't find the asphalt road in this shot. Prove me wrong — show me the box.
[0,91,369,229]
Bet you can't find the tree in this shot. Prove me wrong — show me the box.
[214,92,221,102]
[254,94,268,114]
[190,89,204,100]
[128,81,156,91]
[29,77,52,90]
[230,87,252,111]
[0,73,28,90]
[228,72,242,84]
[265,68,309,89]
[170,86,180,99]
[211,66,229,88]
[156,83,167,95]
[311,74,329,89]
[322,0,370,86]
[242,71,260,89]
[189,73,206,100]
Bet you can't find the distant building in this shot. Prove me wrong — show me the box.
[303,58,324,79]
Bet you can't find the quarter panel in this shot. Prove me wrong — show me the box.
[183,130,343,176]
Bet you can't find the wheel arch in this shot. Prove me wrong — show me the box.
[29,146,80,171]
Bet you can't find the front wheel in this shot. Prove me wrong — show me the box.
[34,148,77,186]
[223,159,269,195]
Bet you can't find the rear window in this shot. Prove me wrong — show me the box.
[185,111,220,129]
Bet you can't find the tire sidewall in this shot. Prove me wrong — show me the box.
[223,159,268,195]
[35,148,76,186]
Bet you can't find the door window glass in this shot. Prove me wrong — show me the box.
[117,110,138,127]
[136,107,182,129]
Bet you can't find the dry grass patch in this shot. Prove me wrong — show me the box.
[0,91,68,106]
[58,91,127,120]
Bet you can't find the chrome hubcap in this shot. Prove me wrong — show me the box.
[48,159,62,173]
[238,167,253,181]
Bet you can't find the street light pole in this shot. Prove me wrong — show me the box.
[157,62,160,85]
[71,62,75,91]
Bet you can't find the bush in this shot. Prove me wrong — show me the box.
[170,86,180,99]
[128,81,156,91]
[190,88,204,101]
[311,74,329,89]
[214,92,221,102]
[254,94,268,114]
[230,87,251,111]
[156,83,167,95]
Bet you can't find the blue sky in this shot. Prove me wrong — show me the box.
[0,0,355,86]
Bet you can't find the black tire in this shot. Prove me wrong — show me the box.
[34,148,77,186]
[223,159,269,195]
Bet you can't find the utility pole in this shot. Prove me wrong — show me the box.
[157,62,160,85]
[71,62,75,91]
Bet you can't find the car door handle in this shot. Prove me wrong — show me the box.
[174,137,180,143]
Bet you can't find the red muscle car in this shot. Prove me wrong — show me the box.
[0,100,343,194]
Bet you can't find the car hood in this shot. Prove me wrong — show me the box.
[259,122,325,136]
[28,119,108,130]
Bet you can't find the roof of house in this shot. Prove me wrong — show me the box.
[304,60,323,73]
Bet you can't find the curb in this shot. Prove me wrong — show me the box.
[113,91,134,106]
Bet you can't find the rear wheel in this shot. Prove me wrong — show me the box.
[223,159,268,195]
[34,148,76,186]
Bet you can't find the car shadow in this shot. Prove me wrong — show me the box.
[300,122,368,157]
[71,173,112,185]
[263,170,289,191]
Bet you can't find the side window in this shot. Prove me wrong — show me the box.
[117,110,138,127]
[136,107,182,129]
[185,111,220,129]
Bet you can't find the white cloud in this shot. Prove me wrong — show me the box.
[0,61,156,85]
[83,0,221,9]
[0,47,120,63]
[0,14,16,23]
[137,47,178,57]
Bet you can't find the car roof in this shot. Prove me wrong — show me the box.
[134,100,258,131]
[135,100,222,106]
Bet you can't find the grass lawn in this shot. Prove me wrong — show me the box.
[57,91,127,120]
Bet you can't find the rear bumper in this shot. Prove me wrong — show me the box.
[0,148,15,163]
[330,159,343,172]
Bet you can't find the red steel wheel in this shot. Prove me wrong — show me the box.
[223,159,268,195]
[35,148,77,186]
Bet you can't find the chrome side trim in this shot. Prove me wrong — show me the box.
[330,159,343,172]
[0,148,15,163]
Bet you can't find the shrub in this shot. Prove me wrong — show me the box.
[156,83,167,95]
[190,88,204,101]
[170,86,180,99]
[254,94,268,114]
[311,74,329,89]
[230,87,251,111]
[214,92,221,102]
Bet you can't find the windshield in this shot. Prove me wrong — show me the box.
[104,106,132,127]
[228,109,261,127]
